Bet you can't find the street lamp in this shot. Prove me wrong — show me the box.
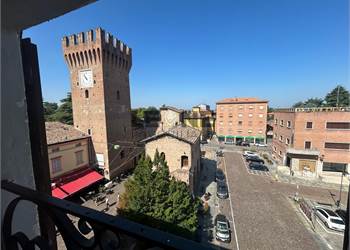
[336,164,347,208]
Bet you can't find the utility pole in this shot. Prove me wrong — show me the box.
[336,165,347,208]
[336,85,340,107]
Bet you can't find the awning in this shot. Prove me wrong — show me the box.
[255,136,265,139]
[52,170,103,199]
[235,136,244,139]
[226,135,234,139]
[245,136,255,139]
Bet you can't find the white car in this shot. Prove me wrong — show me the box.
[243,151,258,158]
[315,208,345,231]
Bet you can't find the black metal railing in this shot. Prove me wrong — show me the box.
[1,180,213,250]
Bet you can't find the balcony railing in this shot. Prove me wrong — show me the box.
[1,180,213,250]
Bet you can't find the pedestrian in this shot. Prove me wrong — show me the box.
[105,198,109,210]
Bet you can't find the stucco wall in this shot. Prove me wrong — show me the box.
[48,138,89,178]
[1,28,39,237]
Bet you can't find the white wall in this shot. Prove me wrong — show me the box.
[1,28,39,238]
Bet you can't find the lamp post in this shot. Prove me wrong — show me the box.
[336,164,347,208]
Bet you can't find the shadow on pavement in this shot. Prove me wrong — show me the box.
[198,158,217,197]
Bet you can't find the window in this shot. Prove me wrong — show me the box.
[238,121,243,126]
[181,155,189,167]
[52,147,59,153]
[280,120,284,126]
[238,113,243,117]
[85,89,89,98]
[324,143,350,150]
[248,113,253,117]
[323,162,347,172]
[279,135,283,141]
[279,151,282,156]
[75,151,83,165]
[160,152,165,160]
[239,105,243,109]
[274,133,277,139]
[248,129,252,133]
[286,138,290,145]
[117,90,120,100]
[249,105,253,109]
[259,106,264,110]
[258,114,263,118]
[273,146,277,152]
[228,115,233,118]
[326,122,350,129]
[237,130,242,133]
[220,106,224,110]
[287,121,291,128]
[219,122,223,125]
[258,130,263,134]
[219,115,223,118]
[120,150,125,159]
[229,122,232,126]
[305,141,311,149]
[51,157,62,174]
[306,122,313,129]
[87,129,91,135]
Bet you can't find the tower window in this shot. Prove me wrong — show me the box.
[181,155,189,167]
[85,90,89,98]
[117,90,120,100]
[88,129,91,135]
[120,150,125,159]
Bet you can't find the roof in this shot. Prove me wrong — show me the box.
[184,110,212,119]
[142,124,201,145]
[159,105,184,113]
[216,97,268,104]
[273,107,350,113]
[45,122,89,145]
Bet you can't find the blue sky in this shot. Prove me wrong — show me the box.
[24,0,349,109]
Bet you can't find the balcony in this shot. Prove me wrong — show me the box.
[2,180,213,250]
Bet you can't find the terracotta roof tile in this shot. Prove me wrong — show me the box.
[45,122,89,145]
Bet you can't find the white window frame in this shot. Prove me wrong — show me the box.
[51,157,62,174]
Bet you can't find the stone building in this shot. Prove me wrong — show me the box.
[45,122,103,199]
[272,107,350,183]
[62,28,139,180]
[215,97,268,144]
[159,105,184,132]
[143,125,201,193]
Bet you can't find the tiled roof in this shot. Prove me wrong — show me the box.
[159,105,184,113]
[217,97,268,104]
[45,122,89,145]
[142,124,201,145]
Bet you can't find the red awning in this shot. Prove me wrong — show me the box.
[52,170,103,199]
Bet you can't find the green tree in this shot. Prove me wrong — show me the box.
[43,101,58,121]
[324,85,350,107]
[293,98,323,108]
[119,151,200,239]
[51,92,73,125]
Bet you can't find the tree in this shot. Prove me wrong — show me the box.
[51,92,73,125]
[43,101,58,121]
[324,85,350,107]
[119,151,200,239]
[293,98,323,108]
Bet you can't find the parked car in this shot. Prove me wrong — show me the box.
[200,139,208,144]
[315,208,345,231]
[216,169,225,183]
[224,141,234,145]
[335,209,346,222]
[217,182,228,199]
[249,162,269,171]
[245,155,265,164]
[241,141,250,147]
[243,151,258,158]
[215,214,231,243]
[235,141,243,146]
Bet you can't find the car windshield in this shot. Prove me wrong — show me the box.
[324,209,338,217]
[217,221,229,232]
[330,218,344,225]
[218,184,227,191]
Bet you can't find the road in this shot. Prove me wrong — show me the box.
[216,151,346,250]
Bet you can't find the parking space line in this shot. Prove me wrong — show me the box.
[223,156,240,250]
[315,217,344,236]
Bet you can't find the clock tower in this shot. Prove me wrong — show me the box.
[62,28,134,179]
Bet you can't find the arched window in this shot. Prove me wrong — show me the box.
[85,90,89,98]
[120,150,125,159]
[181,155,188,167]
[117,90,120,100]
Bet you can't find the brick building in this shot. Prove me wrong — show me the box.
[215,97,268,144]
[143,125,201,193]
[62,28,139,180]
[272,107,350,181]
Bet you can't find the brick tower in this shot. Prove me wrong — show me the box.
[62,28,133,179]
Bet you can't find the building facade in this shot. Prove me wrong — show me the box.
[272,107,350,181]
[46,122,103,199]
[215,97,268,143]
[62,28,135,180]
[143,125,201,193]
[184,105,214,140]
[159,105,184,132]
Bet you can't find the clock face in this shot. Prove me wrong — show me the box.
[79,69,93,88]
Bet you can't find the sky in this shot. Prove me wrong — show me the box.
[24,0,349,109]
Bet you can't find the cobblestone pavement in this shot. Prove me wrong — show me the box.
[220,151,348,250]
